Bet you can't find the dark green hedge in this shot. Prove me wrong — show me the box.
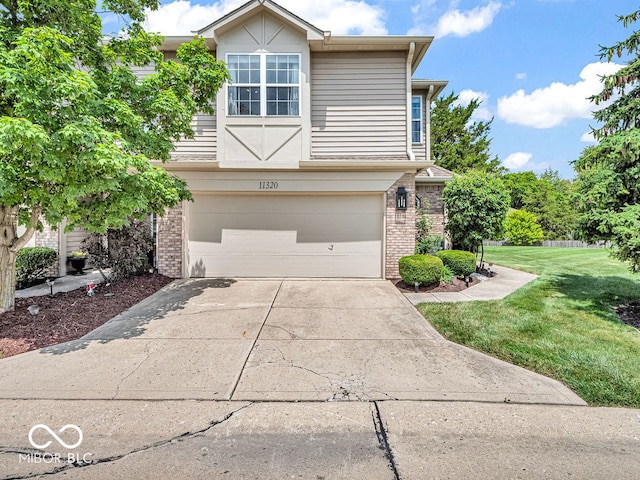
[16,247,57,284]
[398,254,443,286]
[436,249,476,277]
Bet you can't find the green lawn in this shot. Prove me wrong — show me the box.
[417,246,640,408]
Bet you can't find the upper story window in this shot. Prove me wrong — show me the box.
[228,53,300,116]
[412,95,423,144]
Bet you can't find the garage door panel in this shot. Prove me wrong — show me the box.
[188,194,383,278]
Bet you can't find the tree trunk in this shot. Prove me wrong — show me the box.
[0,242,17,314]
[0,205,40,313]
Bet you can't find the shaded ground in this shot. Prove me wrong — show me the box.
[0,274,173,358]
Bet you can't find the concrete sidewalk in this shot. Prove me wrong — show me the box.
[404,264,538,304]
[15,269,107,298]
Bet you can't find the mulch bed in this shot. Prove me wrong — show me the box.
[0,274,173,358]
[394,275,473,293]
[614,304,640,331]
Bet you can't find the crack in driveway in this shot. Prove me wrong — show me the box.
[2,403,253,480]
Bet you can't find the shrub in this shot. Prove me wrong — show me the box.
[16,247,57,284]
[398,255,443,286]
[505,209,544,246]
[441,265,453,283]
[436,249,476,277]
[82,219,153,281]
[416,234,445,255]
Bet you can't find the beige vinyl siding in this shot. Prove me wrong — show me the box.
[173,114,217,157]
[311,52,407,157]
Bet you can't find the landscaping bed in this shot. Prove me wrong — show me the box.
[0,274,173,358]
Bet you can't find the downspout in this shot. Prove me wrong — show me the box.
[406,42,416,161]
[426,84,434,162]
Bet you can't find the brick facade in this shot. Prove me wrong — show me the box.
[415,183,446,236]
[385,173,416,279]
[157,204,183,278]
[35,222,60,277]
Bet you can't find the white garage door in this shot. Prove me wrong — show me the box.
[188,194,383,278]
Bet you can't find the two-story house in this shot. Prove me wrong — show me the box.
[33,0,447,280]
[148,0,447,280]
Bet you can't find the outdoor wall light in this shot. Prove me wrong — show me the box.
[396,187,408,210]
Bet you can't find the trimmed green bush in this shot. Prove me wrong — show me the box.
[504,209,544,246]
[16,247,57,284]
[436,249,476,277]
[398,255,443,286]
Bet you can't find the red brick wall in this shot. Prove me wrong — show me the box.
[157,204,183,278]
[385,173,416,278]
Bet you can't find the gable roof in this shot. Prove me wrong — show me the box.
[415,165,455,183]
[161,0,433,73]
[196,0,324,41]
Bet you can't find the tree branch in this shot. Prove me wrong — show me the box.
[12,206,41,252]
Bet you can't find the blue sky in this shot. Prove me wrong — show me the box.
[116,0,634,178]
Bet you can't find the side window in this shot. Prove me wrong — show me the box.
[412,95,422,144]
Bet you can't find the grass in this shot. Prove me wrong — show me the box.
[417,246,640,408]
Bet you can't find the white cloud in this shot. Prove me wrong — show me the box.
[515,72,527,80]
[503,152,532,170]
[497,62,622,129]
[145,0,387,36]
[502,152,549,172]
[580,131,597,143]
[433,1,502,38]
[455,89,493,121]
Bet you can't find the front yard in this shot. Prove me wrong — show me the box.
[417,247,640,408]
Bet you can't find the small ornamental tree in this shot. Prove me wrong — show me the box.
[504,210,544,246]
[442,170,510,266]
[0,0,230,312]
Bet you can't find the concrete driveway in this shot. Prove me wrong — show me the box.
[2,279,640,479]
[0,279,582,404]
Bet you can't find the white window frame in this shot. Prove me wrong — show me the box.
[411,95,423,144]
[227,53,301,117]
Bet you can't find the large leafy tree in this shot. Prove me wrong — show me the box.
[431,92,501,173]
[573,8,640,271]
[442,169,510,266]
[0,0,230,311]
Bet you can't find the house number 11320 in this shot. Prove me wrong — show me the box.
[259,181,279,190]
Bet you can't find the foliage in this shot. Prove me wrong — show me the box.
[440,265,453,283]
[415,206,445,255]
[442,170,510,264]
[431,92,502,174]
[15,247,57,284]
[573,8,640,272]
[419,246,640,407]
[0,0,229,311]
[502,172,538,210]
[436,250,476,277]
[398,255,443,286]
[504,210,544,246]
[502,170,578,240]
[82,219,153,281]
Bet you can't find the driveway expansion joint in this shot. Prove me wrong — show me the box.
[372,401,400,480]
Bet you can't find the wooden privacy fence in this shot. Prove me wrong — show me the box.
[484,240,608,248]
